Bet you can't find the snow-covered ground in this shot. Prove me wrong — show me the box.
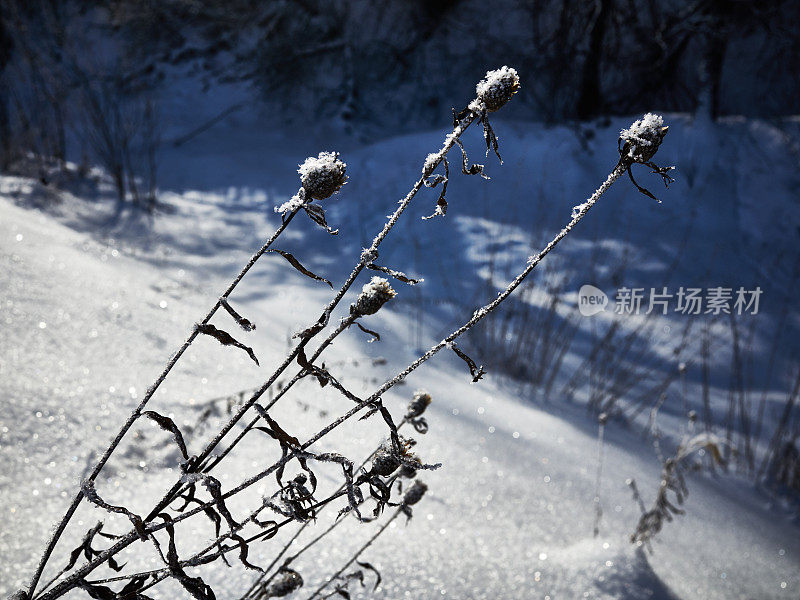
[1,97,799,599]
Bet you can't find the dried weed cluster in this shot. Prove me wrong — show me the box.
[20,68,671,600]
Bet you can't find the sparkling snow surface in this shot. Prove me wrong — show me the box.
[2,107,799,599]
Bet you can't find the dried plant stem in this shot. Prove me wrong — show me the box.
[27,206,302,598]
[368,163,626,399]
[202,315,357,473]
[138,114,477,522]
[82,488,353,591]
[188,110,479,467]
[592,419,607,537]
[306,508,402,600]
[35,114,480,599]
[36,161,624,600]
[241,418,412,599]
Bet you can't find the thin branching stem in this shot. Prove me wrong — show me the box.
[186,112,479,467]
[306,507,402,600]
[203,315,357,472]
[367,163,627,399]
[136,113,476,523]
[37,161,624,600]
[241,417,411,598]
[82,489,352,590]
[28,206,302,598]
[35,113,481,599]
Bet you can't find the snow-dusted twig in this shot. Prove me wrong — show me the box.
[28,70,495,600]
[306,481,429,600]
[27,202,304,598]
[27,68,672,600]
[241,397,429,599]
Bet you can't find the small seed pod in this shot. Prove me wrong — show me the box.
[298,151,347,200]
[263,568,304,598]
[403,480,428,506]
[399,462,419,479]
[406,390,432,419]
[598,412,608,426]
[371,446,401,477]
[476,66,520,112]
[371,437,414,476]
[619,113,669,163]
[351,276,396,317]
[688,410,698,423]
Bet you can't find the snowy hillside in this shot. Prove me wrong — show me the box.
[2,107,799,600]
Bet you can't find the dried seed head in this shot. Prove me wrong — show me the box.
[399,462,419,479]
[406,390,432,419]
[598,412,608,426]
[403,480,428,506]
[263,568,304,597]
[619,113,669,163]
[688,410,698,423]
[476,66,520,112]
[371,447,401,477]
[371,437,414,476]
[352,276,396,316]
[298,151,347,200]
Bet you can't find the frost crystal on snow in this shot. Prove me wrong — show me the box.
[619,113,669,163]
[476,66,520,112]
[352,276,396,316]
[298,151,347,200]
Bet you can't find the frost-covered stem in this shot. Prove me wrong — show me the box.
[203,315,357,472]
[38,388,412,598]
[306,508,402,600]
[241,417,411,599]
[242,527,305,598]
[250,518,342,597]
[36,161,621,600]
[39,478,352,599]
[369,164,626,399]
[80,488,353,591]
[137,112,478,512]
[183,111,478,471]
[27,206,302,599]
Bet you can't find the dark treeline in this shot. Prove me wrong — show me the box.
[1,0,798,185]
[96,0,800,123]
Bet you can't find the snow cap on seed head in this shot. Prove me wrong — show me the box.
[351,276,396,316]
[619,113,669,163]
[476,66,520,112]
[298,151,347,200]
